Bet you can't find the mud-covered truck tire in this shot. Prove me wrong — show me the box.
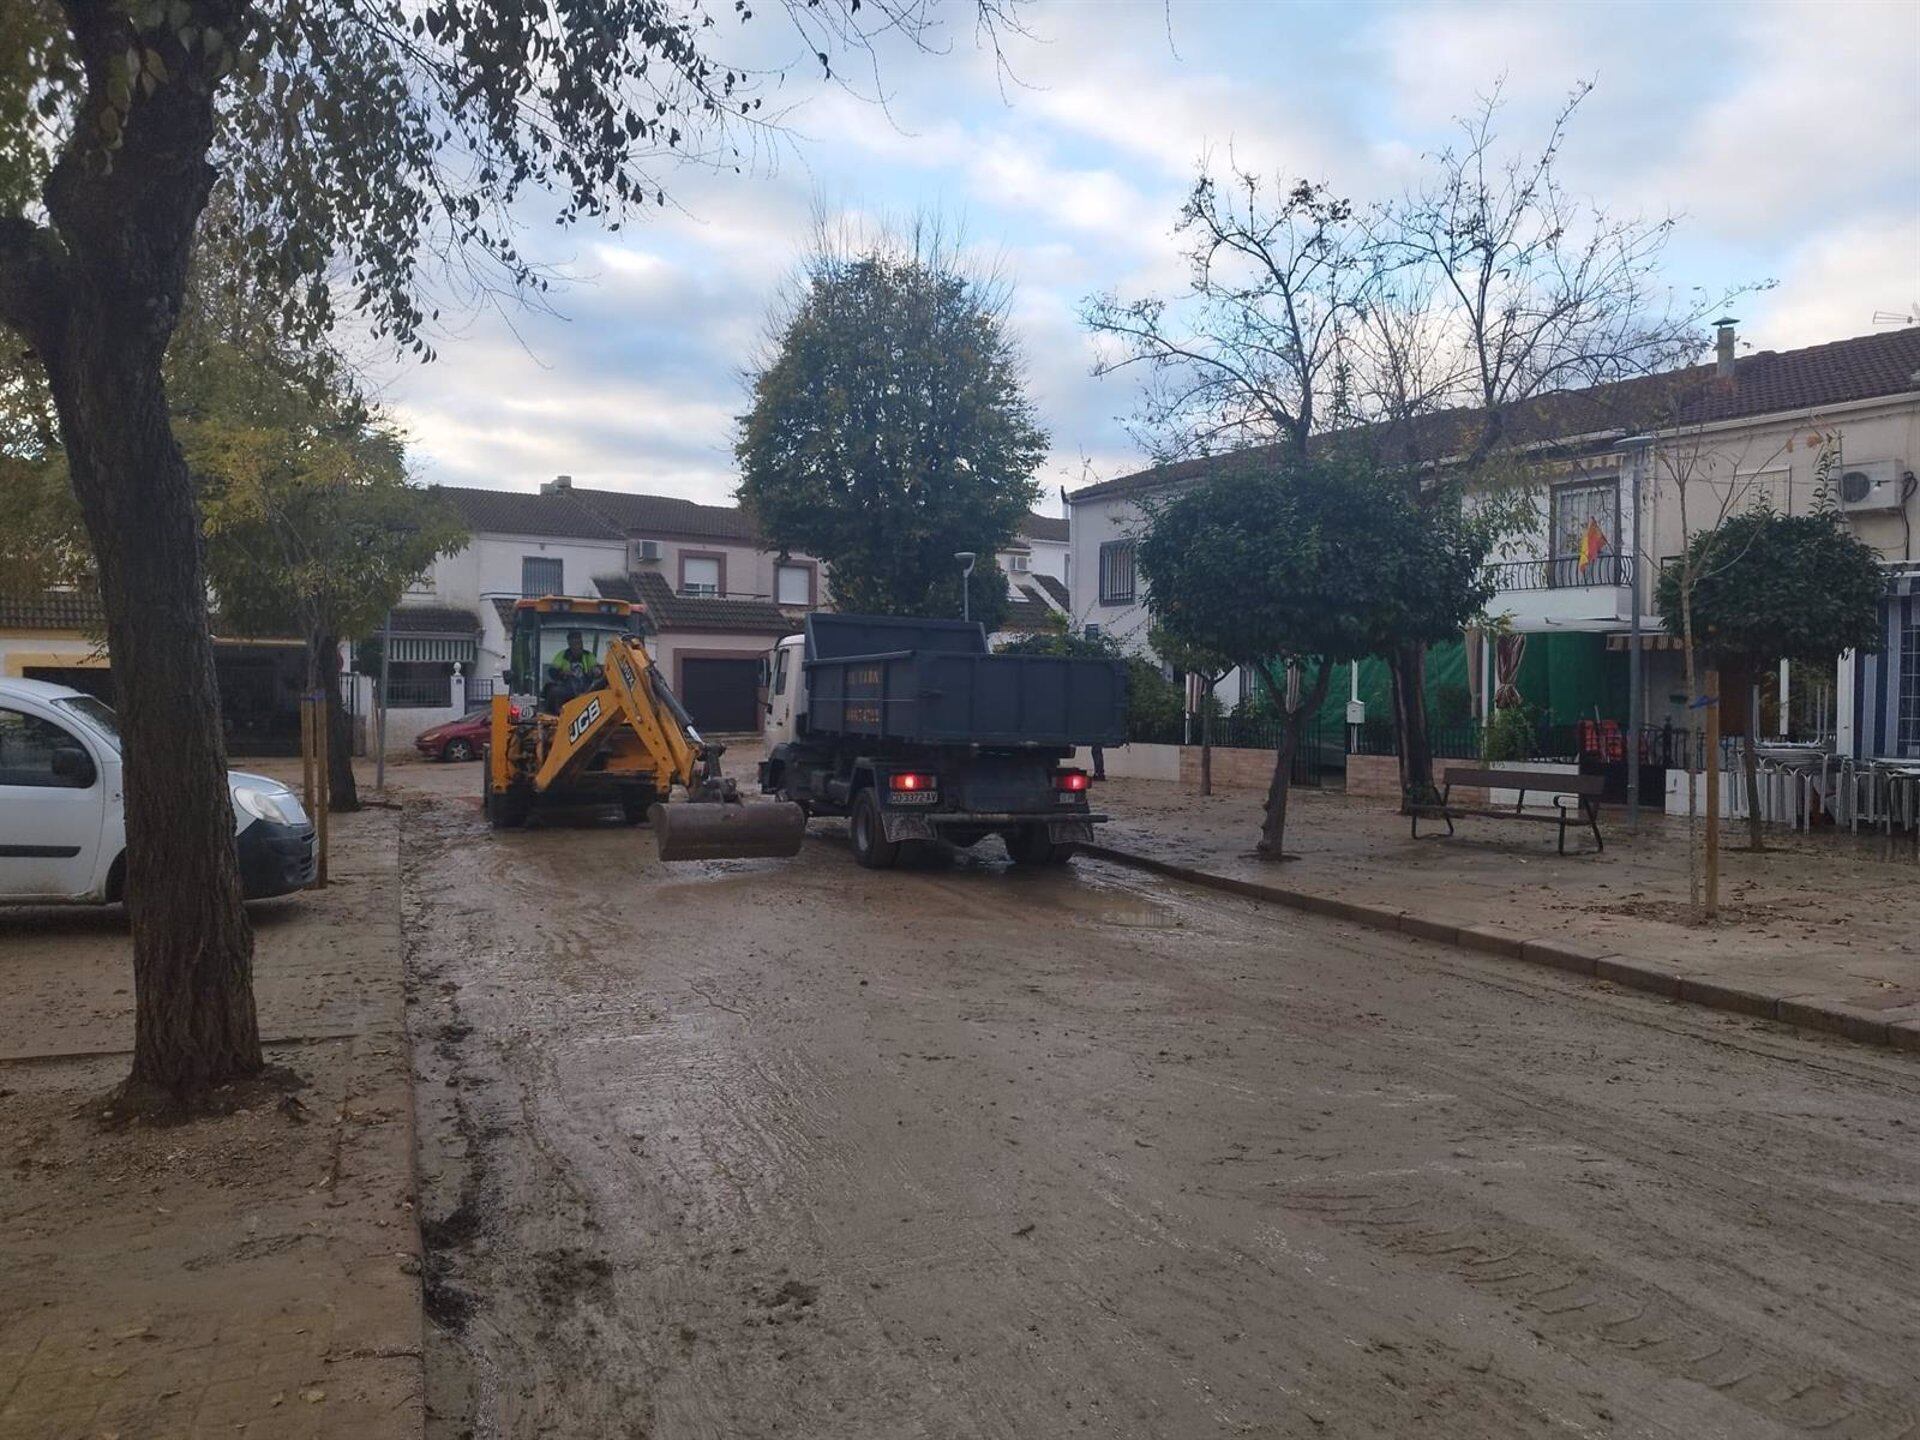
[850,791,900,870]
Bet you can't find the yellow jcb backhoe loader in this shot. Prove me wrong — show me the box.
[483,596,805,860]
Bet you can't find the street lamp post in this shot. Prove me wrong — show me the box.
[954,552,977,623]
[1623,434,1653,831]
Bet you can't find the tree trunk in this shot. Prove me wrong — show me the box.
[1388,640,1436,810]
[1741,719,1763,853]
[47,321,263,1100]
[1704,666,1721,919]
[1254,660,1333,860]
[11,18,265,1106]
[1258,722,1296,857]
[318,634,360,813]
[1200,695,1213,797]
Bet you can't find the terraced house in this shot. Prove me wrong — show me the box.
[383,474,1072,746]
[1067,325,1920,794]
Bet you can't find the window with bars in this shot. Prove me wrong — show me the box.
[1548,479,1618,586]
[1098,540,1136,605]
[521,556,563,597]
[1900,607,1920,756]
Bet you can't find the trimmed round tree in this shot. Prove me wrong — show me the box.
[1138,454,1490,857]
[737,243,1046,631]
[1655,507,1885,849]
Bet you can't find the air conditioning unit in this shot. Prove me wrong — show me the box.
[1834,459,1907,515]
[630,538,663,565]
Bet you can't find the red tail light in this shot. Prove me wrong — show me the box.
[1055,769,1091,792]
[889,772,936,792]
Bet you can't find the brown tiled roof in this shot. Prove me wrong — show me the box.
[0,589,105,630]
[591,573,641,603]
[1069,327,1920,505]
[1019,512,1070,543]
[0,588,301,642]
[574,488,762,542]
[1030,573,1070,609]
[385,606,480,635]
[1000,581,1066,634]
[433,485,625,540]
[631,571,795,634]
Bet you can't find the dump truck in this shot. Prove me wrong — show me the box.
[758,614,1128,868]
[484,595,806,860]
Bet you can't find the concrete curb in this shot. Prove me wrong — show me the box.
[1082,842,1915,1053]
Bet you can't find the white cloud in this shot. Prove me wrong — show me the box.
[1637,0,1920,241]
[1368,2,1590,130]
[966,139,1149,240]
[369,0,1919,511]
[1749,213,1920,348]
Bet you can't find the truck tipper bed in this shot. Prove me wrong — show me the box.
[759,614,1128,868]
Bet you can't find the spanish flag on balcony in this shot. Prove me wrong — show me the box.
[1577,515,1608,572]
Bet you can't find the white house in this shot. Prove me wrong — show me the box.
[993,511,1072,644]
[1065,325,1920,762]
[382,476,819,743]
[381,482,1083,746]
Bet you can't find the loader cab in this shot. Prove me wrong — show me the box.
[504,596,643,698]
[764,634,806,746]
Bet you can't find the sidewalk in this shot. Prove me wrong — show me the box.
[0,807,423,1439]
[1090,776,1920,1051]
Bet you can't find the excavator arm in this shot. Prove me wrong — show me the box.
[492,632,804,859]
[532,637,705,797]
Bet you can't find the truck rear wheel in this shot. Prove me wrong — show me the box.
[1007,824,1074,867]
[850,791,899,870]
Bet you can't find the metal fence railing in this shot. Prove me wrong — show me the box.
[383,676,452,709]
[1348,717,1585,763]
[466,677,497,707]
[1485,553,1635,592]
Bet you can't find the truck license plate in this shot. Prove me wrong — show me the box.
[889,792,937,805]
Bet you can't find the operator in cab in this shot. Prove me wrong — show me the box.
[544,630,603,710]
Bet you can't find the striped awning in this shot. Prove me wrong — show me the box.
[1605,633,1685,652]
[388,636,476,663]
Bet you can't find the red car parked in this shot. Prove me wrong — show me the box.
[413,705,518,762]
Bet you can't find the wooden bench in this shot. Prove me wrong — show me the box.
[1410,767,1605,855]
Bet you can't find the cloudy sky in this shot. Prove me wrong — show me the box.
[373,0,1920,513]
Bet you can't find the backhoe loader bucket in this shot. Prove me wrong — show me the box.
[650,800,808,861]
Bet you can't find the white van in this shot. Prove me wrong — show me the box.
[0,677,315,904]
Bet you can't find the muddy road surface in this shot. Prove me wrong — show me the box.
[403,794,1920,1440]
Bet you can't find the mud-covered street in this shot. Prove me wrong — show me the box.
[402,790,1920,1440]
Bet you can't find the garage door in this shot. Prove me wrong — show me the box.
[678,657,762,734]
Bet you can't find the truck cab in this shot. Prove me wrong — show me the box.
[764,633,806,747]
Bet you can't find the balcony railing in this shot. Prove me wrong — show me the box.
[1486,553,1635,592]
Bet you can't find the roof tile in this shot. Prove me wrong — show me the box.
[632,570,797,634]
[1069,327,1920,505]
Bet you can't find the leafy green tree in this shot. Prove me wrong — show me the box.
[1139,455,1491,857]
[738,239,1047,629]
[1,247,463,815]
[0,0,1009,1108]
[1149,623,1232,796]
[0,344,88,591]
[188,347,466,814]
[1656,506,1884,852]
